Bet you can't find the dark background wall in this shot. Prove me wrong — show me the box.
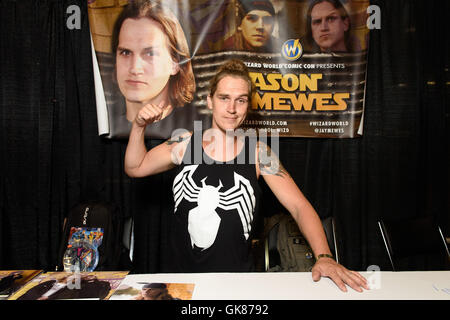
[0,0,448,273]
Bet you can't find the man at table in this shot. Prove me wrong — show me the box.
[124,59,368,293]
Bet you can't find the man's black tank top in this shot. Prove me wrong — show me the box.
[167,134,261,272]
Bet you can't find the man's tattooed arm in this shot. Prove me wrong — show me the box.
[165,132,192,165]
[258,142,288,177]
[166,134,190,145]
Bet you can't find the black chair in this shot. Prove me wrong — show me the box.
[264,222,281,271]
[56,201,134,271]
[321,216,340,264]
[122,216,135,263]
[378,216,450,271]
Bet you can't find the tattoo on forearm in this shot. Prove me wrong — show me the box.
[166,135,189,145]
[258,143,288,177]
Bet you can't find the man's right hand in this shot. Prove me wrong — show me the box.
[134,102,169,127]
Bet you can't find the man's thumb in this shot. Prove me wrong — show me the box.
[311,269,321,282]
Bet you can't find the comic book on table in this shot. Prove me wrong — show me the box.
[7,271,129,300]
[0,270,43,300]
[4,270,195,300]
[109,276,195,300]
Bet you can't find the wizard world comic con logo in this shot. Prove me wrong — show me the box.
[281,39,303,61]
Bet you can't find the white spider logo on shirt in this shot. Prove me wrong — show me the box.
[173,165,256,250]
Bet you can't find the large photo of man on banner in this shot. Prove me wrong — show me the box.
[90,0,211,139]
[90,0,369,139]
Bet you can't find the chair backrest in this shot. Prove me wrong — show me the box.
[122,216,135,263]
[378,216,450,271]
[264,223,281,271]
[56,201,133,272]
[321,216,340,264]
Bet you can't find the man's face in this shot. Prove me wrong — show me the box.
[142,287,163,300]
[207,76,250,132]
[116,18,178,106]
[239,10,274,48]
[310,1,349,52]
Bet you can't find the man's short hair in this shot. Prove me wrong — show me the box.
[208,59,254,98]
[141,283,167,289]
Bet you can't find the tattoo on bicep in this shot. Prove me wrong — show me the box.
[258,143,288,177]
[166,135,189,145]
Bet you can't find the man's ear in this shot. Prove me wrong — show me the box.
[237,20,243,32]
[171,60,180,75]
[343,17,350,32]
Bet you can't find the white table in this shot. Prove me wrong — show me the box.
[116,271,450,300]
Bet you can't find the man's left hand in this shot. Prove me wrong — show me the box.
[311,257,369,292]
